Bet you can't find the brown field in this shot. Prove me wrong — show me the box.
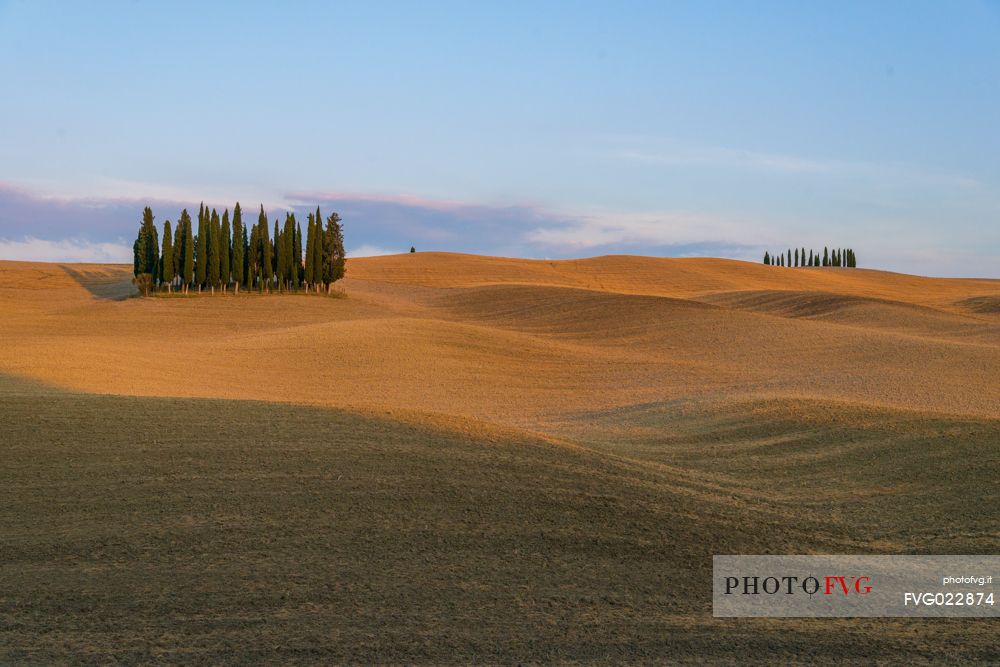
[1,253,998,664]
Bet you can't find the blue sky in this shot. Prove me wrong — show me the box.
[1,1,999,276]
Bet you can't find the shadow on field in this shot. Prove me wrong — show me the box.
[957,294,1000,314]
[60,265,135,300]
[2,378,998,664]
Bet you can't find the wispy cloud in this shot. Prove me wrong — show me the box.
[0,180,995,277]
[524,209,769,250]
[285,190,575,256]
[600,136,982,189]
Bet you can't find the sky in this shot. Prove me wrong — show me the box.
[1,1,999,277]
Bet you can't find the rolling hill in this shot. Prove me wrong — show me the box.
[1,254,998,664]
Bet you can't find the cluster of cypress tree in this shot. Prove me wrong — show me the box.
[132,203,345,295]
[763,247,857,268]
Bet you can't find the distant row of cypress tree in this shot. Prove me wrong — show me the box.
[763,247,857,268]
[132,203,345,295]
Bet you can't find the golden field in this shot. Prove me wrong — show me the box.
[1,253,998,664]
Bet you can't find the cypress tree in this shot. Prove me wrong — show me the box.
[823,247,829,267]
[148,209,158,281]
[259,207,273,291]
[132,225,146,277]
[248,223,260,290]
[323,212,346,292]
[132,213,146,275]
[312,209,324,292]
[220,209,231,291]
[143,207,158,275]
[172,217,183,283]
[161,221,174,290]
[231,204,243,293]
[304,213,315,286]
[272,219,280,281]
[763,251,770,265]
[794,248,799,267]
[276,220,287,292]
[208,209,221,291]
[196,203,208,289]
[294,220,303,287]
[241,221,249,289]
[181,209,194,292]
[284,214,295,289]
[150,215,159,285]
[230,205,241,290]
[132,238,142,277]
[131,207,159,293]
